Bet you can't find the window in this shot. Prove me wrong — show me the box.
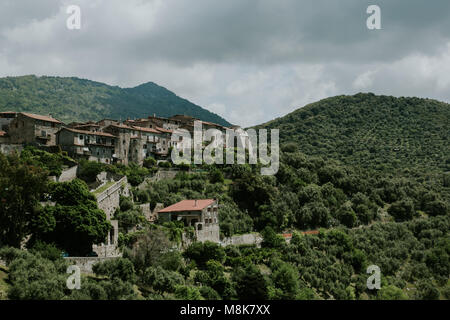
[79,135,83,140]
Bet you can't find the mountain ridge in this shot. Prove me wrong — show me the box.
[0,75,231,126]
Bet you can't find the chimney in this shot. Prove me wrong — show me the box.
[194,200,198,207]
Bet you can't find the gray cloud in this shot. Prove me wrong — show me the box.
[0,0,449,126]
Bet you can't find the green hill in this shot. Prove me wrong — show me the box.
[0,75,231,126]
[255,93,450,172]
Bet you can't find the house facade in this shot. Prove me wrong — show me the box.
[56,127,117,164]
[7,112,63,146]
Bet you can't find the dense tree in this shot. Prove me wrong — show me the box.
[271,263,300,299]
[388,199,416,222]
[232,264,268,300]
[0,152,48,248]
[31,179,110,256]
[125,229,171,273]
[183,241,226,269]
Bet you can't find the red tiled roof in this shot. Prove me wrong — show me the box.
[74,123,100,128]
[131,125,161,134]
[59,127,115,138]
[108,123,135,131]
[302,230,319,235]
[158,199,216,213]
[155,126,172,134]
[21,112,62,124]
[201,121,226,129]
[0,111,17,116]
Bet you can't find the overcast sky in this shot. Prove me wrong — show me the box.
[1,0,449,126]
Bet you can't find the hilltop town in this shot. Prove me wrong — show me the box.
[0,111,254,261]
[0,111,243,165]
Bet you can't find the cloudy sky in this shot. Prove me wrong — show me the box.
[1,0,449,126]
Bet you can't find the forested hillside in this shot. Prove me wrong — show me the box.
[0,75,231,126]
[255,93,450,173]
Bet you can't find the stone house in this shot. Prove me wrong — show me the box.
[56,127,117,164]
[158,199,220,243]
[105,123,169,165]
[0,111,17,132]
[7,112,63,146]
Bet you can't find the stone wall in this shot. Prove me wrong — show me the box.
[0,144,23,154]
[95,175,129,220]
[57,165,78,182]
[196,224,220,243]
[64,257,118,274]
[221,233,263,247]
[93,175,130,257]
[92,243,122,258]
[152,169,179,181]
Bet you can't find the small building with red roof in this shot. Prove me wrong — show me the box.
[158,199,220,243]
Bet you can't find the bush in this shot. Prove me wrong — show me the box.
[232,264,268,300]
[143,157,157,169]
[388,199,416,222]
[142,266,184,293]
[199,286,221,300]
[184,241,226,269]
[92,258,136,283]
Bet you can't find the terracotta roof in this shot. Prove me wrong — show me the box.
[74,123,101,128]
[0,111,17,116]
[20,112,62,124]
[201,121,226,129]
[155,126,172,134]
[302,230,319,235]
[59,127,115,138]
[131,125,161,134]
[158,199,216,213]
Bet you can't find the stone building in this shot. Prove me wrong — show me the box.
[56,127,117,164]
[104,123,168,165]
[158,199,220,243]
[0,111,17,132]
[6,112,63,146]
